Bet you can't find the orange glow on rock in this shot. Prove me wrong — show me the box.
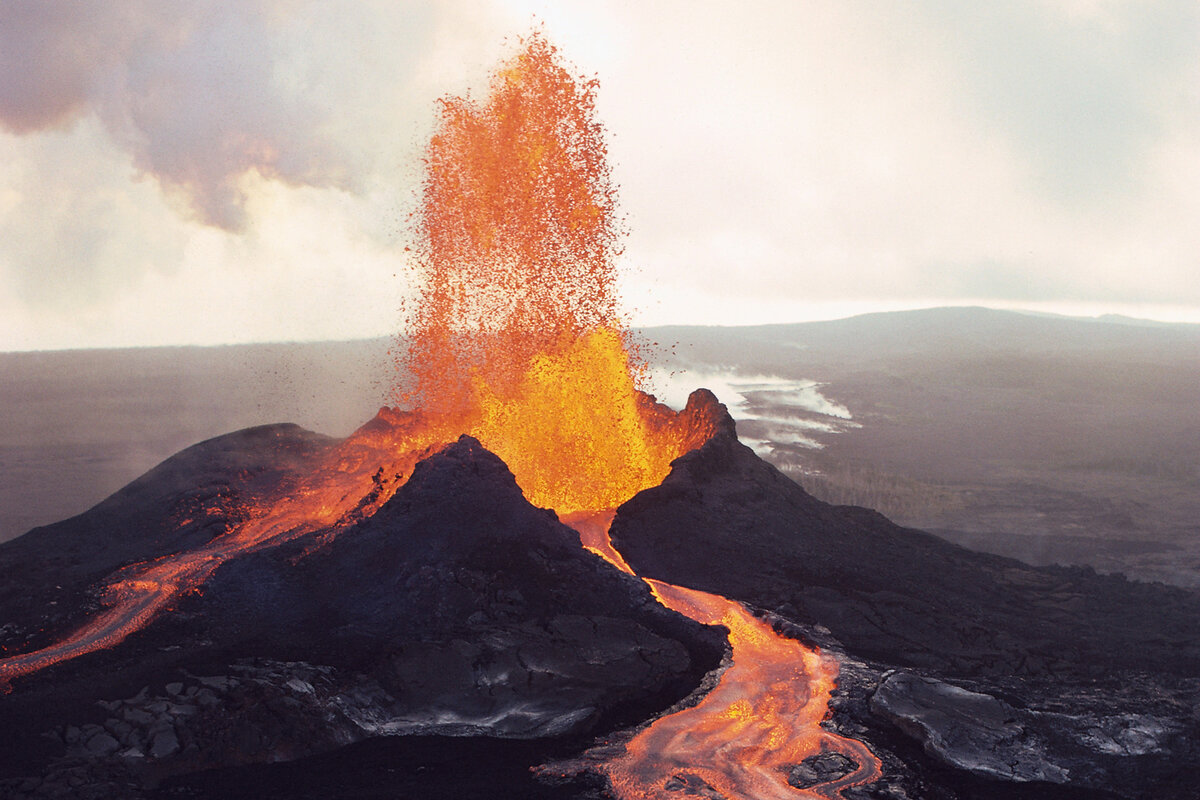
[0,411,454,693]
[0,32,721,692]
[578,528,883,800]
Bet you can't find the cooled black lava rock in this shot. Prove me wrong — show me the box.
[611,423,1200,681]
[870,671,1070,783]
[609,408,1200,798]
[189,435,723,736]
[0,423,334,653]
[0,434,722,798]
[788,751,859,789]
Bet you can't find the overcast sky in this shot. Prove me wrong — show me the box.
[2,0,1198,351]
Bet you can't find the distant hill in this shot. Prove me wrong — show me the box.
[3,307,1198,587]
[648,307,1200,586]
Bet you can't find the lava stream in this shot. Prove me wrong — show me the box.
[571,512,882,799]
[0,412,452,692]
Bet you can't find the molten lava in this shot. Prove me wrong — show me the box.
[611,579,881,799]
[572,512,882,799]
[395,32,712,514]
[1,30,884,799]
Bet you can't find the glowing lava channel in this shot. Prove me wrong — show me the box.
[611,580,881,799]
[572,511,882,798]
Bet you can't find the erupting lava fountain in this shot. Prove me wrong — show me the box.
[0,32,880,799]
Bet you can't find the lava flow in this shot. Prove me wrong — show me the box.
[1,30,883,799]
[574,511,881,799]
[608,577,881,799]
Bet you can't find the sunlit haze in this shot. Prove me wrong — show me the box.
[3,1,1199,351]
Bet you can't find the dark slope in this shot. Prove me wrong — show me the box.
[646,308,1200,586]
[184,435,723,731]
[0,436,721,798]
[0,424,334,653]
[611,422,1200,680]
[610,415,1200,798]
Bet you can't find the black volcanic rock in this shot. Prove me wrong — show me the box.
[0,423,333,653]
[7,399,1200,799]
[187,435,723,735]
[609,402,1200,797]
[0,434,722,798]
[611,420,1200,680]
[870,671,1071,783]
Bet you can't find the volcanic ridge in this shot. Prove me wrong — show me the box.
[0,392,1196,799]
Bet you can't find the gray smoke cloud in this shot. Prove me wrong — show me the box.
[0,0,505,327]
[0,0,453,231]
[2,1,1198,349]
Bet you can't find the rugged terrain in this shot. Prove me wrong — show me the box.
[652,307,1200,586]
[1,401,1198,797]
[0,432,722,799]
[4,308,1197,587]
[611,419,1200,798]
[2,308,1198,797]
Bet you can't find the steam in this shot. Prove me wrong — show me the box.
[0,0,512,336]
[650,367,858,454]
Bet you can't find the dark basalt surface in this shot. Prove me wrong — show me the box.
[0,434,722,799]
[0,424,335,656]
[185,435,724,737]
[4,395,1200,799]
[612,423,1200,679]
[611,416,1200,798]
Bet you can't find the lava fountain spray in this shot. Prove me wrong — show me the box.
[0,31,711,692]
[399,32,882,797]
[397,32,713,513]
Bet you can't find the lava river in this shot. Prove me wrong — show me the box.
[574,512,881,799]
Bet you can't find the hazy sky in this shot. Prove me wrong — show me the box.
[2,0,1198,351]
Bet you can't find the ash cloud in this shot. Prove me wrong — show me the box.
[0,0,503,330]
[0,0,466,232]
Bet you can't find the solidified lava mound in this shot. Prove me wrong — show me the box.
[0,424,337,653]
[185,434,725,731]
[610,420,1200,799]
[611,425,1200,680]
[3,400,1200,799]
[0,433,722,799]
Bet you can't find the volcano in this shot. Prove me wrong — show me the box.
[2,392,1199,799]
[3,31,1199,800]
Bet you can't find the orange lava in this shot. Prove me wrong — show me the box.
[615,580,881,799]
[572,515,882,799]
[0,410,452,692]
[396,32,715,515]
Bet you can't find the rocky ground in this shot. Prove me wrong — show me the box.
[611,413,1200,799]
[0,434,722,799]
[2,396,1198,798]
